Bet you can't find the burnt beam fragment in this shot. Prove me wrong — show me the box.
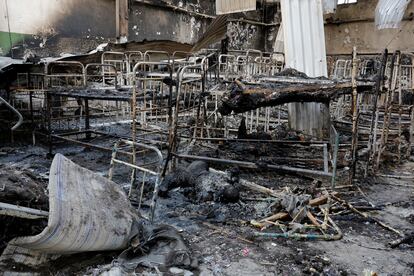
[218,81,374,115]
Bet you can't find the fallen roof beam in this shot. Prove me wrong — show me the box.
[0,202,48,219]
[218,81,374,115]
[174,154,333,177]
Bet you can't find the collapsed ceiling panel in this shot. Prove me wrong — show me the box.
[322,0,337,14]
[216,0,256,15]
[375,0,412,29]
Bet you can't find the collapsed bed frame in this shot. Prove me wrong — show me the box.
[4,49,414,193]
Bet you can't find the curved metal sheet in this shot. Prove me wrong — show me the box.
[216,0,256,15]
[10,153,138,254]
[375,0,412,29]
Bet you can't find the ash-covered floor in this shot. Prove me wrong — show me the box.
[0,141,413,275]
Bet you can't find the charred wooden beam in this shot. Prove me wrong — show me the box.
[218,81,374,116]
[116,0,129,42]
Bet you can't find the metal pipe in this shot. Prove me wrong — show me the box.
[407,106,414,158]
[108,139,163,222]
[101,51,127,65]
[0,96,23,131]
[178,136,328,145]
[375,51,401,171]
[174,154,333,177]
[84,63,119,88]
[0,202,48,219]
[144,50,170,62]
[330,125,339,189]
[349,47,359,185]
[167,63,207,170]
[131,62,172,216]
[45,61,85,75]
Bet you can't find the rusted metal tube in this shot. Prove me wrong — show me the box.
[349,47,359,185]
[174,154,333,177]
[0,96,23,131]
[364,49,388,177]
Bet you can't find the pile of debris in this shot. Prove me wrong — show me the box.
[0,154,197,275]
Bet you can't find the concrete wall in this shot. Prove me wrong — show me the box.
[227,21,265,50]
[0,0,116,58]
[0,0,216,58]
[0,0,272,58]
[6,0,409,59]
[129,0,212,45]
[127,1,269,51]
[324,0,414,54]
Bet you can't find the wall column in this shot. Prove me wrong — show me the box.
[116,0,129,43]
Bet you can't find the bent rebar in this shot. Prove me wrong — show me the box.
[0,96,23,131]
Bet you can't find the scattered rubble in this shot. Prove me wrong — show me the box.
[1,2,414,274]
[160,161,240,203]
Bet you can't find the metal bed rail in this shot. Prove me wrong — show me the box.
[108,139,163,222]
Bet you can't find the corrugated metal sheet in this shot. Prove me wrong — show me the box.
[280,0,329,138]
[322,0,337,14]
[281,0,327,77]
[0,57,23,71]
[375,0,412,29]
[216,0,256,15]
[192,15,228,52]
[287,102,331,138]
[273,23,284,53]
[11,154,138,254]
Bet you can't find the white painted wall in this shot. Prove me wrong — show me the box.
[0,0,63,35]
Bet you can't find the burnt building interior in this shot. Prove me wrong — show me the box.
[0,0,414,275]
